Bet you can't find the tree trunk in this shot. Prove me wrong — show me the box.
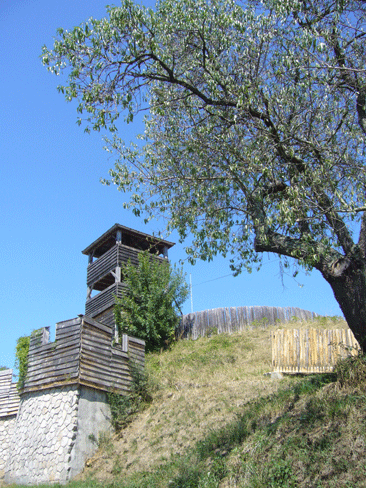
[321,259,366,352]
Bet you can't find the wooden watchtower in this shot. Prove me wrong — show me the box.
[82,223,175,329]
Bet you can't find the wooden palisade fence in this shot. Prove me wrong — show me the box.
[272,328,359,373]
[178,306,317,340]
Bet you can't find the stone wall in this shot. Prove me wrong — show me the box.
[5,385,79,485]
[1,316,143,485]
[4,384,112,485]
[0,415,16,478]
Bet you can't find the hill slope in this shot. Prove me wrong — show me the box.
[69,317,366,488]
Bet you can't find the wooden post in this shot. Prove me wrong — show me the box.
[42,327,50,345]
[86,286,92,300]
[115,266,121,283]
[122,334,128,353]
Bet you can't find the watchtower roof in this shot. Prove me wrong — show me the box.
[81,223,175,258]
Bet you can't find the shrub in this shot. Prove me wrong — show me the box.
[114,251,189,352]
[15,335,31,390]
[108,360,154,430]
[334,351,366,389]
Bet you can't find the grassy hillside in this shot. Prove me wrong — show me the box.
[7,316,366,487]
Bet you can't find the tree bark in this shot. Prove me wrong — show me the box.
[255,230,366,352]
[320,258,366,352]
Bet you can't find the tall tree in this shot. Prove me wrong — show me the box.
[42,0,366,348]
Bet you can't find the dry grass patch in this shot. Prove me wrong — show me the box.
[76,317,351,484]
[76,321,329,482]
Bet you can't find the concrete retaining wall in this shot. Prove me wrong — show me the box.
[69,386,112,479]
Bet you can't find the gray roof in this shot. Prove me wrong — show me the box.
[82,223,175,258]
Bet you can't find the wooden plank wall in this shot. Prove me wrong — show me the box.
[178,306,317,339]
[79,316,132,393]
[0,369,20,418]
[22,315,146,396]
[87,244,118,287]
[128,337,145,369]
[93,307,116,329]
[87,243,166,288]
[85,282,128,317]
[272,328,359,373]
[0,369,12,391]
[23,318,81,393]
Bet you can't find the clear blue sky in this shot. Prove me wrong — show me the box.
[0,0,343,371]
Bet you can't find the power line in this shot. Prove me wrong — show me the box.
[192,258,281,287]
[193,273,233,287]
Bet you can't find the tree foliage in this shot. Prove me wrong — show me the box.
[42,0,366,347]
[114,251,189,352]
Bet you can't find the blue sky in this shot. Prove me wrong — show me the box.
[0,0,343,371]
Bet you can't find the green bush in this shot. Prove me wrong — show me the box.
[108,361,154,430]
[114,251,189,352]
[15,335,31,390]
[334,351,366,389]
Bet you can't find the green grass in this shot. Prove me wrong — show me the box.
[6,318,366,488]
[69,365,366,488]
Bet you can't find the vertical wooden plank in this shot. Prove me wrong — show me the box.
[122,334,128,353]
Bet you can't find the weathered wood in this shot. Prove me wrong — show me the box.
[18,311,145,397]
[29,341,55,353]
[92,307,116,328]
[272,328,360,373]
[178,306,318,339]
[128,348,145,360]
[85,282,128,317]
[82,328,110,343]
[81,338,111,354]
[79,367,131,388]
[0,369,13,389]
[27,351,80,371]
[87,244,118,287]
[25,363,79,382]
[80,353,111,370]
[27,349,79,368]
[57,317,82,328]
[128,336,145,346]
[22,379,80,394]
[80,378,130,394]
[56,323,82,337]
[0,371,20,418]
[24,373,79,390]
[111,348,129,360]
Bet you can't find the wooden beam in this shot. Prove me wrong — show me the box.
[122,334,128,353]
[86,286,93,300]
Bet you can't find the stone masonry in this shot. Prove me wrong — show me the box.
[5,385,79,485]
[0,416,16,478]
